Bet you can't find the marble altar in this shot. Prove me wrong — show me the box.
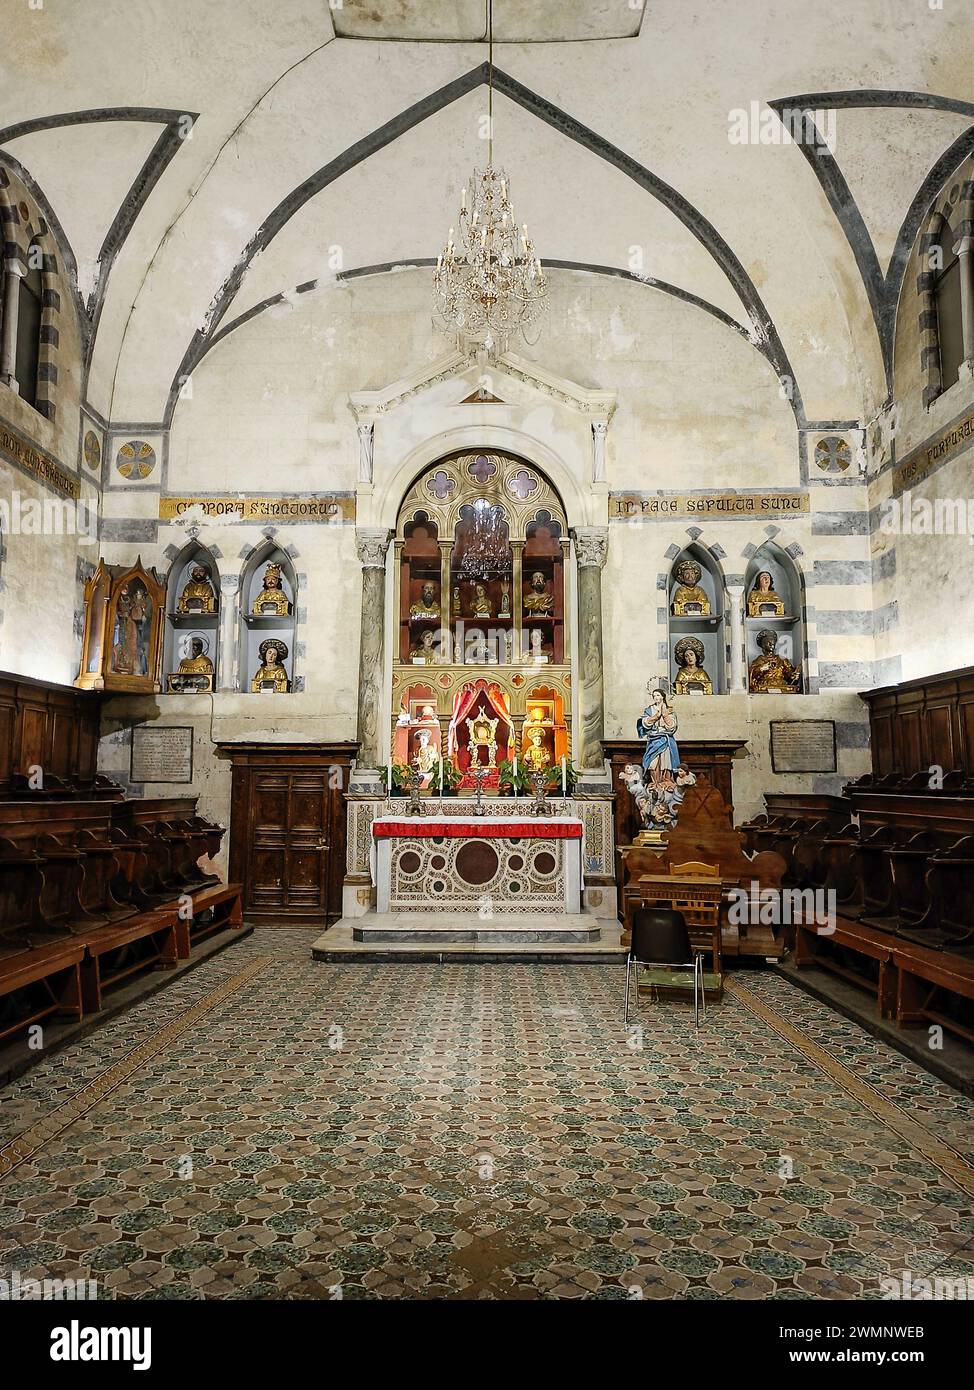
[372,815,584,914]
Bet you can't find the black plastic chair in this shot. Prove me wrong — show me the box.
[625,907,705,1028]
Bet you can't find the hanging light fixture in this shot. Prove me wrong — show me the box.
[433,0,547,357]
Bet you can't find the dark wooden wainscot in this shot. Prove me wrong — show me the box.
[0,670,106,796]
[220,743,357,925]
[861,664,974,777]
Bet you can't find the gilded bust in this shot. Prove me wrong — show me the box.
[409,581,439,618]
[251,638,290,693]
[251,562,292,617]
[176,562,217,615]
[673,636,713,695]
[168,636,214,692]
[523,570,554,615]
[410,629,440,664]
[471,582,492,618]
[671,559,711,616]
[747,570,786,617]
[749,629,801,693]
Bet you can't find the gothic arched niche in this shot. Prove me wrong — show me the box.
[391,449,571,786]
[667,542,725,695]
[164,540,220,692]
[744,542,804,694]
[238,541,297,694]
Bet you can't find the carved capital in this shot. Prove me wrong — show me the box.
[356,527,392,569]
[220,574,239,594]
[573,526,609,569]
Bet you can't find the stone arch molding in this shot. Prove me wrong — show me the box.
[351,352,615,532]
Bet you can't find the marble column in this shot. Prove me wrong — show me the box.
[954,234,974,368]
[218,574,239,692]
[573,526,609,774]
[727,584,746,692]
[0,260,25,388]
[355,528,392,774]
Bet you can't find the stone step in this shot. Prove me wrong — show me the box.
[352,911,601,944]
[312,921,627,964]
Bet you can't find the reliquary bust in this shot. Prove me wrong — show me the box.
[251,562,292,617]
[673,636,713,695]
[671,559,711,616]
[252,638,290,693]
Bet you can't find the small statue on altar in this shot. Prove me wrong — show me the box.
[176,562,217,615]
[168,635,214,692]
[410,581,439,618]
[471,582,492,618]
[671,559,711,616]
[499,578,511,618]
[522,726,551,774]
[638,685,680,783]
[410,628,440,664]
[523,570,554,616]
[747,570,786,617]
[749,629,801,693]
[673,637,713,695]
[452,584,462,617]
[413,727,438,780]
[251,638,290,692]
[466,708,499,768]
[251,562,292,617]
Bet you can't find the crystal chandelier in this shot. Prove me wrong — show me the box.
[456,498,509,578]
[433,0,547,356]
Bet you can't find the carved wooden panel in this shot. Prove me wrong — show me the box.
[222,743,357,925]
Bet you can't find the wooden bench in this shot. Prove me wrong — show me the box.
[0,796,243,1042]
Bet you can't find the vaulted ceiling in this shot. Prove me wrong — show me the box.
[2,0,972,425]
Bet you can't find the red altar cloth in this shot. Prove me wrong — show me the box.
[372,819,582,839]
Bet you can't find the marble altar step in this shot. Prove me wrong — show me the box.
[312,918,626,964]
[353,912,602,944]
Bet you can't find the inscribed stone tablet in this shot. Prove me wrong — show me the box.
[131,725,193,783]
[770,720,836,773]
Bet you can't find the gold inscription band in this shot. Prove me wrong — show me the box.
[160,495,356,522]
[609,491,809,520]
[0,422,80,499]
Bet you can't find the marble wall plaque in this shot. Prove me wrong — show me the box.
[131,725,193,783]
[770,720,836,773]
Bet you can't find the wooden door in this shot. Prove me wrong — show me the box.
[249,769,330,914]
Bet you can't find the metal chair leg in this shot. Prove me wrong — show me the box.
[699,954,706,1023]
[624,954,632,1024]
[693,955,699,1028]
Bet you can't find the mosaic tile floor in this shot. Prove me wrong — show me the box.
[1,926,973,1300]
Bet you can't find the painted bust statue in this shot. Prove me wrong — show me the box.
[413,727,438,777]
[409,581,439,618]
[168,636,214,692]
[673,636,713,695]
[523,570,554,615]
[251,638,290,692]
[749,629,801,693]
[251,562,292,617]
[671,559,711,616]
[471,582,492,618]
[410,629,440,664]
[176,562,218,615]
[747,569,786,617]
[522,726,551,773]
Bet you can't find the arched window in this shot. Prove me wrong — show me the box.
[934,220,964,391]
[14,244,43,408]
